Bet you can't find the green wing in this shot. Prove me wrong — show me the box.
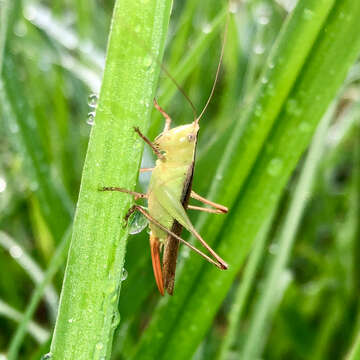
[153,185,195,234]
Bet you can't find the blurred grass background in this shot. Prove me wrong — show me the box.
[0,0,359,359]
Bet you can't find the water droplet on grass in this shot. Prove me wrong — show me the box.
[88,94,98,108]
[286,99,301,116]
[111,310,120,328]
[254,43,265,54]
[87,112,96,126]
[303,8,314,20]
[229,1,240,13]
[143,55,152,69]
[128,211,148,234]
[0,177,7,193]
[299,122,311,133]
[202,22,211,34]
[41,353,52,360]
[95,342,104,351]
[121,268,128,281]
[10,246,23,259]
[267,158,283,176]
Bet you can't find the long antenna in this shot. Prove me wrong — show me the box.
[121,22,198,118]
[195,11,229,125]
[157,61,198,119]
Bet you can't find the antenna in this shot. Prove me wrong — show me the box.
[195,11,229,125]
[157,61,198,119]
[122,22,198,118]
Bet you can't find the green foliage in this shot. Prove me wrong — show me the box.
[0,0,359,359]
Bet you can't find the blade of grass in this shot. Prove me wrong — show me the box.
[1,59,73,241]
[133,1,338,358]
[217,214,274,360]
[0,299,49,344]
[24,3,104,71]
[240,101,336,360]
[49,1,172,359]
[0,0,10,74]
[7,228,71,360]
[0,231,58,321]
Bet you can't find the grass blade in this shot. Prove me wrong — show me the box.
[7,229,71,360]
[133,1,360,359]
[0,231,58,321]
[241,101,336,360]
[49,1,172,359]
[0,299,49,344]
[217,215,274,360]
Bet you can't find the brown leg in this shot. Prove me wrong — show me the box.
[140,167,154,173]
[190,190,228,213]
[133,205,227,270]
[153,98,172,132]
[100,186,147,201]
[134,127,164,160]
[187,205,226,214]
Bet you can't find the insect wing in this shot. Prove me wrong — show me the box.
[153,185,195,234]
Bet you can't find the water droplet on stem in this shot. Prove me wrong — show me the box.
[121,268,128,281]
[88,94,98,108]
[128,211,148,234]
[87,112,96,126]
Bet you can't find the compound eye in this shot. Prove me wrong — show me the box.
[187,134,195,142]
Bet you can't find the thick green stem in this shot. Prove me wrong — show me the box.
[50,0,171,359]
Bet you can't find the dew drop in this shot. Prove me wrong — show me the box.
[87,112,96,126]
[121,268,128,281]
[95,342,104,351]
[267,158,283,176]
[261,76,268,84]
[269,243,279,255]
[229,1,240,14]
[106,282,116,294]
[266,83,275,96]
[0,177,7,192]
[255,3,272,25]
[286,99,301,116]
[41,353,52,360]
[10,245,23,259]
[9,122,19,133]
[202,22,211,34]
[303,8,314,20]
[143,55,152,69]
[68,318,74,323]
[128,211,148,234]
[299,122,311,133]
[111,310,121,328]
[254,43,265,55]
[14,21,27,37]
[88,94,98,108]
[254,105,262,117]
[30,181,39,191]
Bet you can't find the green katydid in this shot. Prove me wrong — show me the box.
[101,18,229,296]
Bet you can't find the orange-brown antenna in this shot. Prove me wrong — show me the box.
[122,22,198,119]
[195,11,229,125]
[157,61,198,119]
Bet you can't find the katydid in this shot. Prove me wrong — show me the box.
[101,19,229,296]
